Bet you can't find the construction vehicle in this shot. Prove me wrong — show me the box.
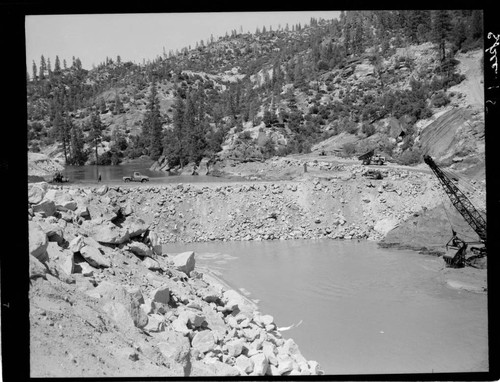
[362,169,384,180]
[423,155,486,267]
[358,149,386,165]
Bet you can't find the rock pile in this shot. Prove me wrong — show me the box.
[28,181,323,377]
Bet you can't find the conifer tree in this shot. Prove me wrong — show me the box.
[143,82,164,160]
[54,55,61,74]
[89,110,103,164]
[32,61,37,82]
[431,10,452,61]
[69,124,86,165]
[39,55,46,80]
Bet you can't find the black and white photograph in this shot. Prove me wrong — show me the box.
[19,8,494,378]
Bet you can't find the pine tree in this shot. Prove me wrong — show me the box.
[47,57,52,77]
[69,124,86,165]
[431,10,452,61]
[89,111,103,164]
[32,61,37,82]
[143,82,164,160]
[54,55,61,74]
[39,55,46,80]
[114,92,123,114]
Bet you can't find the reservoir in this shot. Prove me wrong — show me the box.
[164,239,488,375]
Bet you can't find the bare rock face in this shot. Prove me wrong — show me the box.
[172,251,195,276]
[29,221,49,262]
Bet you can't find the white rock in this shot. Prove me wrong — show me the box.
[191,330,216,353]
[80,245,111,268]
[172,251,195,276]
[235,354,254,375]
[29,221,48,262]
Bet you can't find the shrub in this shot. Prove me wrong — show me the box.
[346,122,358,135]
[431,91,450,108]
[397,149,423,165]
[361,123,376,137]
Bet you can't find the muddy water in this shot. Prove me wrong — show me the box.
[164,239,488,375]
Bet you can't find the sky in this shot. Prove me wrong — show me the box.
[25,11,341,72]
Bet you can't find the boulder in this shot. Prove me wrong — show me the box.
[122,216,149,238]
[95,185,108,196]
[147,230,163,255]
[171,317,191,336]
[29,255,48,279]
[142,257,161,270]
[172,251,195,276]
[143,314,165,332]
[250,353,269,376]
[156,329,191,364]
[374,217,399,235]
[262,341,278,366]
[128,241,153,258]
[46,242,74,275]
[122,202,134,216]
[223,289,253,312]
[235,354,254,375]
[282,338,301,358]
[28,182,48,205]
[80,245,111,268]
[93,281,148,328]
[226,339,245,358]
[90,222,130,245]
[192,359,240,376]
[75,205,89,218]
[76,261,95,277]
[32,199,56,217]
[308,360,321,374]
[277,356,294,375]
[191,330,216,354]
[87,203,118,222]
[29,221,48,262]
[178,309,205,328]
[102,301,136,332]
[68,235,85,253]
[38,221,65,245]
[151,285,170,305]
[201,305,227,342]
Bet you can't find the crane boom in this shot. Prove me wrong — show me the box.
[423,155,486,243]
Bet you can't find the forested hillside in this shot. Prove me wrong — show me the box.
[26,10,484,169]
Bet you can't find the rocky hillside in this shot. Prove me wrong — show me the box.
[28,181,323,377]
[26,11,485,177]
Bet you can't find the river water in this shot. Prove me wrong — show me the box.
[164,239,488,375]
[62,161,237,184]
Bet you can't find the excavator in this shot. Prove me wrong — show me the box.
[423,155,486,268]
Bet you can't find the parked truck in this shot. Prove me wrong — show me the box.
[123,172,149,183]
